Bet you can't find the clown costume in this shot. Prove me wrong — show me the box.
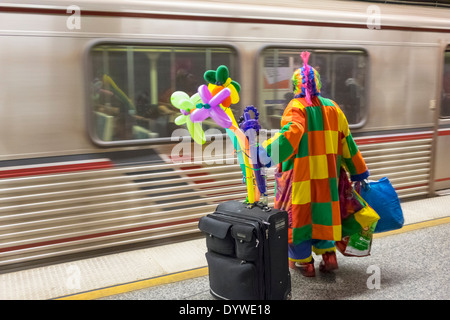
[259,52,369,277]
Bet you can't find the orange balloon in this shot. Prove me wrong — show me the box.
[211,86,231,108]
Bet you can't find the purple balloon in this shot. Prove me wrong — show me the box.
[198,84,213,102]
[189,85,232,128]
[210,104,232,128]
[189,107,210,122]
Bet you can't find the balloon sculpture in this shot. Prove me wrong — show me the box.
[171,65,261,205]
[189,85,232,128]
[170,91,206,145]
[204,65,240,108]
[103,74,136,113]
[239,106,268,206]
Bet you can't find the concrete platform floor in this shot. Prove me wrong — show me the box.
[100,221,450,300]
[1,194,449,300]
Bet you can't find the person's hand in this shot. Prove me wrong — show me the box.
[354,179,369,193]
[257,145,273,168]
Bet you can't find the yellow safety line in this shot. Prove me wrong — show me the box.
[55,266,208,300]
[55,216,450,300]
[373,216,450,238]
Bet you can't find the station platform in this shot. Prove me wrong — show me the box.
[1,192,449,301]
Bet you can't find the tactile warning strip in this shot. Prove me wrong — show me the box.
[400,194,450,224]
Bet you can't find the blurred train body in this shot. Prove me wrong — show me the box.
[0,0,449,270]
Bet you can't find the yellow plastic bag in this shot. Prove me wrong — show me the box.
[354,192,380,228]
[341,190,380,237]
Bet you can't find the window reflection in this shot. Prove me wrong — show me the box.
[259,48,368,129]
[89,44,239,143]
[442,49,450,118]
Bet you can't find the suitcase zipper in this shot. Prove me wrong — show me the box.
[216,209,271,227]
[212,213,269,241]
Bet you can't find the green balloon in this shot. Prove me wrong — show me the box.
[171,91,190,110]
[231,80,241,93]
[190,93,202,106]
[187,120,206,145]
[175,114,187,125]
[216,65,229,85]
[204,70,216,84]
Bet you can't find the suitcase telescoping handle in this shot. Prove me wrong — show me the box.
[250,201,271,212]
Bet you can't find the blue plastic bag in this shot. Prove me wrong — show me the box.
[359,177,404,233]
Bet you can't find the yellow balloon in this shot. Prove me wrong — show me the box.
[175,115,187,125]
[205,82,253,203]
[224,107,238,127]
[228,124,255,204]
[208,83,240,105]
[170,91,190,108]
[187,120,206,145]
[228,84,240,104]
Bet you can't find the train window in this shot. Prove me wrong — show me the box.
[86,43,239,145]
[442,48,450,118]
[257,47,368,129]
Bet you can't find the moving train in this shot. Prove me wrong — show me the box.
[0,0,449,270]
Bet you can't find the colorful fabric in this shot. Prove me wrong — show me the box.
[274,168,293,226]
[288,240,336,263]
[338,167,364,219]
[265,96,369,244]
[292,66,321,99]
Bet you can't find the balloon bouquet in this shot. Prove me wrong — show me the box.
[170,65,268,207]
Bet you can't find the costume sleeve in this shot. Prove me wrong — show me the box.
[260,101,306,166]
[338,108,369,181]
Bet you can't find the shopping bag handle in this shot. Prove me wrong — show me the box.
[355,179,370,193]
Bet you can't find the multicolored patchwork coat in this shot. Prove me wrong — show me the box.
[262,96,369,245]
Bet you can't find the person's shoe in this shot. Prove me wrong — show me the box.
[319,251,338,272]
[289,259,315,277]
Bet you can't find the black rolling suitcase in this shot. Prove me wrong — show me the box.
[198,200,291,300]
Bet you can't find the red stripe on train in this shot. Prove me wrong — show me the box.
[1,6,450,34]
[354,132,433,145]
[354,129,450,145]
[0,160,113,178]
[0,218,200,254]
[438,129,450,136]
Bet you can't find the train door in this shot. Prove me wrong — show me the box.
[432,45,450,194]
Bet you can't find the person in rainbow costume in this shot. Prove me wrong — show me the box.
[259,52,370,277]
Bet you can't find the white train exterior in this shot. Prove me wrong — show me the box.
[0,0,449,270]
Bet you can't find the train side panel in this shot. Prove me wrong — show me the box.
[0,0,449,269]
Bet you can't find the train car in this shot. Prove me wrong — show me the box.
[0,0,449,270]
